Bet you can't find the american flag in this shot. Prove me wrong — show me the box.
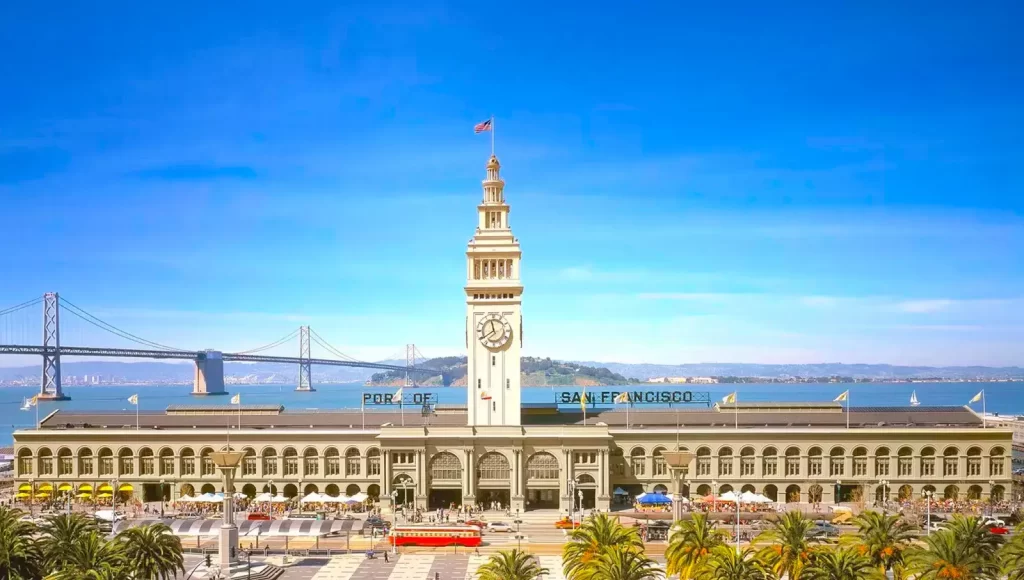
[474,119,492,133]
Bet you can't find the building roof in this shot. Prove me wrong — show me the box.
[30,404,984,432]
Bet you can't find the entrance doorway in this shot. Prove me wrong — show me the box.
[428,489,462,509]
[477,489,510,510]
[526,489,559,510]
[579,489,596,509]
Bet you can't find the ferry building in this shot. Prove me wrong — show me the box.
[11,156,1015,511]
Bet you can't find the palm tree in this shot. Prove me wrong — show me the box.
[1001,524,1024,580]
[694,547,772,580]
[562,513,642,579]
[943,514,1004,563]
[117,523,185,580]
[667,513,729,579]
[578,545,661,580]
[755,511,817,580]
[475,549,547,580]
[0,506,43,580]
[804,548,883,580]
[840,510,914,579]
[46,530,127,580]
[38,513,97,570]
[906,527,1000,580]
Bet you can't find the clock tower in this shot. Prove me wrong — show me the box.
[465,155,522,426]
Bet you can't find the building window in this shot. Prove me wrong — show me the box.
[430,452,462,481]
[100,456,114,476]
[654,453,667,476]
[853,458,867,476]
[160,457,174,476]
[140,457,155,475]
[740,457,754,477]
[763,457,777,476]
[527,453,559,480]
[40,457,54,476]
[59,456,73,476]
[81,457,94,475]
[284,457,298,476]
[808,457,822,477]
[785,457,799,476]
[829,458,844,477]
[876,459,890,477]
[120,457,134,476]
[19,457,33,475]
[967,458,981,476]
[393,452,414,465]
[368,452,381,476]
[201,455,214,476]
[574,452,597,465]
[304,457,319,476]
[921,458,935,477]
[990,459,1004,476]
[262,457,277,476]
[697,457,711,476]
[943,458,957,477]
[243,457,257,476]
[479,453,511,480]
[719,458,733,476]
[631,456,645,476]
[898,458,912,476]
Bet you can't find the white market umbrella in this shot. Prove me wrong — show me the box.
[323,494,349,503]
[349,492,368,503]
[271,494,288,503]
[177,495,195,503]
[300,492,323,504]
[613,487,629,496]
[253,493,272,502]
[754,494,774,504]
[718,491,738,502]
[738,491,758,504]
[233,492,247,500]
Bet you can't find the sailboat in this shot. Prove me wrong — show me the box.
[910,391,920,406]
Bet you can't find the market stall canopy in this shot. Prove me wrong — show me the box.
[113,518,365,537]
[347,492,368,503]
[613,488,629,496]
[271,494,288,503]
[300,492,324,504]
[636,492,672,505]
[253,493,272,502]
[177,495,195,502]
[718,491,738,502]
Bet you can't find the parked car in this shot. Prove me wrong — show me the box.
[247,512,271,521]
[555,517,579,530]
[986,523,1010,535]
[808,522,840,538]
[465,519,486,529]
[487,522,512,533]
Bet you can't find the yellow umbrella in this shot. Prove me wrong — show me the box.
[15,492,30,499]
[118,483,133,492]
[97,492,113,498]
[58,483,73,492]
[38,483,53,492]
[78,484,94,492]
[18,483,32,492]
[34,492,50,498]
[76,492,92,498]
[97,484,113,492]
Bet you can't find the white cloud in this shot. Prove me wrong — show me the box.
[894,299,956,314]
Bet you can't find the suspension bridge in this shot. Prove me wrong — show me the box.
[0,293,433,400]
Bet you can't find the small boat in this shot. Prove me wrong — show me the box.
[20,398,31,411]
[910,391,920,406]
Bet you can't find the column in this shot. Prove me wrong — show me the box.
[982,453,990,478]
[912,454,921,479]
[754,454,763,479]
[255,454,263,479]
[382,451,391,496]
[467,451,476,503]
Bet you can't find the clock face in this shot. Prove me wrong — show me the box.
[477,313,512,349]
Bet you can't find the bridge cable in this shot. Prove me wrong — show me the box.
[0,297,43,318]
[59,297,189,352]
[232,328,300,355]
[308,330,361,362]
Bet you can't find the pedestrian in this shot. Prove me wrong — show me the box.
[384,551,389,563]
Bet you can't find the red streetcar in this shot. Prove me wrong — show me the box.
[388,525,483,547]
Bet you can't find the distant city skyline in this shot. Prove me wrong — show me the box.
[1,2,1022,367]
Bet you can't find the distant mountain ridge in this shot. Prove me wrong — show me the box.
[572,361,1024,381]
[1,359,1021,385]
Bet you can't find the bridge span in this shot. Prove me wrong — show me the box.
[0,293,432,400]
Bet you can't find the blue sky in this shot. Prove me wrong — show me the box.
[1,1,1022,366]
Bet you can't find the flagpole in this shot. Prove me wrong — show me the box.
[491,115,495,156]
[361,393,365,430]
[982,390,986,428]
[735,393,738,430]
[136,399,140,431]
[626,399,630,430]
[847,392,850,430]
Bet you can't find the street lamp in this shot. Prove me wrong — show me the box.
[879,480,889,510]
[923,490,934,536]
[566,478,577,525]
[662,451,695,522]
[267,480,274,522]
[834,480,842,505]
[160,479,166,518]
[711,480,718,512]
[112,477,119,513]
[28,477,34,517]
[210,449,244,573]
[577,489,583,518]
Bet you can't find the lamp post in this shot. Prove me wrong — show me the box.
[577,489,583,519]
[879,479,889,511]
[662,451,695,523]
[566,478,577,526]
[28,477,34,517]
[210,449,244,573]
[160,479,166,518]
[834,480,842,505]
[923,490,933,536]
[112,477,119,513]
[267,480,274,522]
[712,480,717,513]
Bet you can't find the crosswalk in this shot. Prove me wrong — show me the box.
[310,554,365,580]
[293,553,576,580]
[537,556,567,580]
[390,555,434,580]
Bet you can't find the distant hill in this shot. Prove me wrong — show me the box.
[368,356,635,387]
[571,361,1024,381]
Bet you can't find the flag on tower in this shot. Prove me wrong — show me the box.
[128,394,138,405]
[969,391,983,404]
[614,392,630,404]
[27,395,38,407]
[722,392,737,404]
[834,390,849,402]
[474,119,492,133]
[391,388,404,404]
[231,394,241,405]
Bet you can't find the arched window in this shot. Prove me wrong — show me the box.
[367,448,381,476]
[966,446,982,476]
[653,447,667,476]
[478,452,510,480]
[762,447,777,476]
[303,448,319,476]
[991,485,1005,502]
[576,473,596,486]
[739,447,755,477]
[785,446,800,476]
[241,448,256,476]
[17,448,33,475]
[990,447,1005,477]
[851,447,867,477]
[718,447,734,477]
[966,485,983,500]
[807,447,822,477]
[179,448,195,476]
[283,448,298,476]
[696,484,711,496]
[785,484,801,503]
[897,446,913,476]
[160,448,175,476]
[696,447,711,476]
[261,448,278,476]
[200,448,215,476]
[942,447,959,477]
[808,484,823,503]
[343,448,359,476]
[527,452,559,480]
[57,448,73,476]
[429,452,462,481]
[920,446,936,477]
[875,447,890,477]
[38,447,54,475]
[629,448,645,476]
[138,447,155,475]
[897,484,913,501]
[119,448,134,476]
[943,485,959,501]
[78,448,94,475]
[829,447,845,477]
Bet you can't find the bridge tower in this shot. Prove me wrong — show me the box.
[296,325,314,392]
[405,343,416,387]
[39,292,69,400]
